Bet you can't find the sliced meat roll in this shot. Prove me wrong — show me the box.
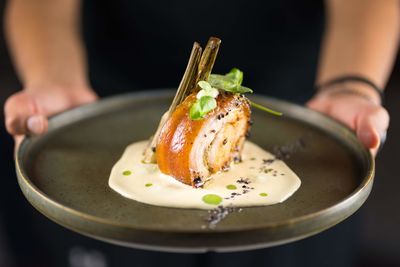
[156,91,251,187]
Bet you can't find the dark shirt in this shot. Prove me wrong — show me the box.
[82,0,324,103]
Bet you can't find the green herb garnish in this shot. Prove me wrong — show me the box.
[196,81,219,98]
[209,68,253,94]
[188,68,282,120]
[189,95,217,120]
[250,101,283,116]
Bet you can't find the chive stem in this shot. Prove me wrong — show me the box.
[250,101,283,116]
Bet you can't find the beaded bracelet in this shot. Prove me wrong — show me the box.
[316,75,385,105]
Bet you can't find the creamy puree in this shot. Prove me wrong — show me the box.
[109,141,301,209]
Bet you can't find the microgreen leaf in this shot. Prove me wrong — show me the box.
[196,81,219,99]
[189,96,217,120]
[199,96,217,113]
[236,86,253,94]
[198,81,212,91]
[189,101,202,120]
[208,68,253,94]
[226,68,243,85]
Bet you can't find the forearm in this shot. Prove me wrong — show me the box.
[318,0,400,89]
[5,0,88,89]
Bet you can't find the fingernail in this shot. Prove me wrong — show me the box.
[360,131,378,149]
[27,115,45,135]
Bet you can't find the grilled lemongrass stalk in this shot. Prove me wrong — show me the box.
[196,37,221,88]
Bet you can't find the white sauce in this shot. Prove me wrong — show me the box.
[109,141,301,210]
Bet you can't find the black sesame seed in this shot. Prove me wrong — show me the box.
[263,158,275,165]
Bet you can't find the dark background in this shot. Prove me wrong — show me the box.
[1,0,399,266]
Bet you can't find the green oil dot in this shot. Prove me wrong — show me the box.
[259,193,268,197]
[145,183,153,187]
[202,194,222,205]
[122,170,132,176]
[226,184,237,190]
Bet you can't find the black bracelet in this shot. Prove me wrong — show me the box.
[316,75,385,105]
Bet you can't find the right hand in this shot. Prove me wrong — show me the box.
[4,85,98,146]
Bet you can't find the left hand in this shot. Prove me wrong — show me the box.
[307,89,389,156]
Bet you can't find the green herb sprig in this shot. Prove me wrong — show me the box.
[209,68,253,94]
[189,68,282,120]
[189,81,219,120]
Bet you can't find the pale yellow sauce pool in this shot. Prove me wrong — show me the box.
[109,141,301,209]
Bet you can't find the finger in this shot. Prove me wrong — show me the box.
[27,115,48,135]
[4,92,48,135]
[306,98,329,113]
[355,107,389,149]
[370,148,378,157]
[13,135,24,157]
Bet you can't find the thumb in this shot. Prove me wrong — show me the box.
[4,92,48,136]
[355,106,389,150]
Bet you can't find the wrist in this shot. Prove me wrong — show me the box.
[24,80,93,94]
[315,75,384,106]
[315,82,382,106]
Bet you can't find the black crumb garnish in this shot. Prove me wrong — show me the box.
[263,168,273,174]
[204,206,243,229]
[233,156,242,164]
[236,177,251,184]
[193,177,204,188]
[223,138,228,145]
[222,165,230,172]
[151,147,156,152]
[273,138,306,160]
[210,129,216,133]
[263,158,275,165]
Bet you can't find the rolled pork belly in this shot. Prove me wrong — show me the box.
[156,91,251,187]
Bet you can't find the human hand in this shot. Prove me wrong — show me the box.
[307,88,389,156]
[4,85,98,148]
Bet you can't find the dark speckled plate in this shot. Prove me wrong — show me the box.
[15,90,374,252]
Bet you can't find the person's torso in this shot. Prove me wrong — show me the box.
[83,0,324,103]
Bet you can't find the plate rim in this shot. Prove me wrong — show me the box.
[16,89,375,234]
